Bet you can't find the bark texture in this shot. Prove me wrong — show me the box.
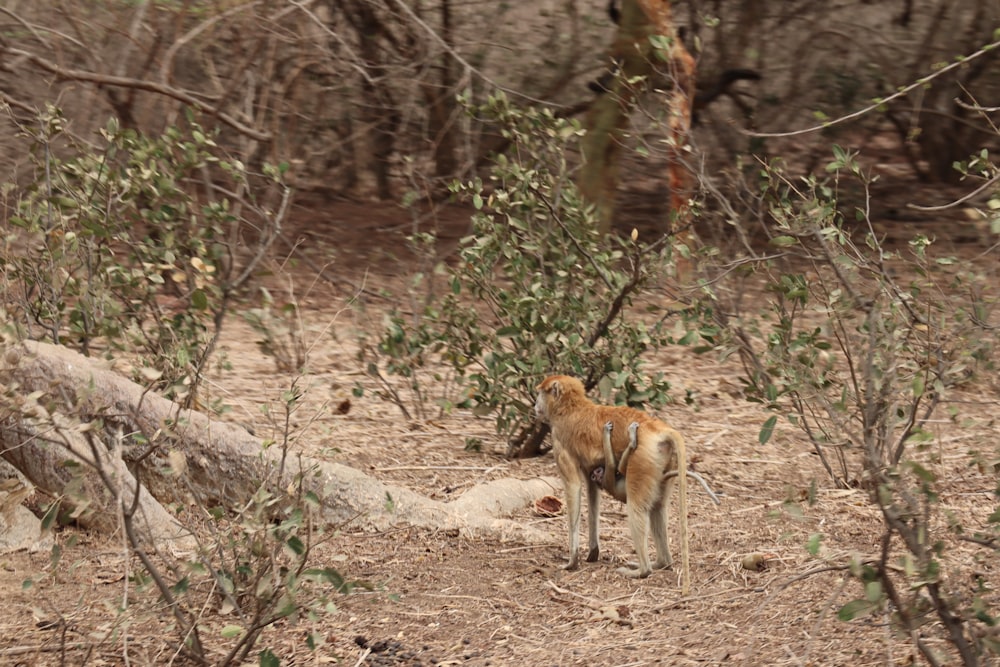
[578,0,695,234]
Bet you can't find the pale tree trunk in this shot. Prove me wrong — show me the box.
[0,341,557,544]
[0,412,196,551]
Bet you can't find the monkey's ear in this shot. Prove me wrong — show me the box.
[549,379,563,396]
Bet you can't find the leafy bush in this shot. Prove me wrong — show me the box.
[734,146,995,485]
[0,109,337,661]
[1,109,285,403]
[243,287,309,374]
[1,340,360,665]
[713,146,1000,664]
[364,92,705,455]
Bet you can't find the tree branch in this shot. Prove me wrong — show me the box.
[7,47,271,141]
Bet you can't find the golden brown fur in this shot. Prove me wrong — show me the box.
[535,374,690,593]
[595,420,637,501]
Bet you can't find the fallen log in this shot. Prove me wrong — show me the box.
[0,340,558,546]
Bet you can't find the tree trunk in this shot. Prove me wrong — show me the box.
[0,411,197,550]
[577,0,695,235]
[0,341,557,543]
[636,0,695,233]
[578,0,652,234]
[422,0,460,186]
[340,0,400,200]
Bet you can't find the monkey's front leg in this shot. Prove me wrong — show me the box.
[586,478,602,562]
[556,446,584,570]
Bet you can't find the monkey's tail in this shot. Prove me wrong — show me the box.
[677,433,690,596]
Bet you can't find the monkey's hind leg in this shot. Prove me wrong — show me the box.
[649,478,675,571]
[618,501,653,578]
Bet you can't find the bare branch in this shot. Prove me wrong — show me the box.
[8,47,271,141]
[908,171,1000,211]
[748,37,1000,139]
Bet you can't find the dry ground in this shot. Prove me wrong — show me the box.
[1,196,999,667]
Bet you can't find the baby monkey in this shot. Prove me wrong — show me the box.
[590,420,640,502]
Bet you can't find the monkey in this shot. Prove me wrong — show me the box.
[594,422,723,505]
[535,374,690,592]
[590,420,638,502]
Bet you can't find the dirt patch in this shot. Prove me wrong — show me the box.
[1,197,998,666]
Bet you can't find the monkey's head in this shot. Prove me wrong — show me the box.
[535,375,587,421]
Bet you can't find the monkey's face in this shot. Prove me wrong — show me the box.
[535,375,578,422]
[590,465,607,485]
[534,376,563,422]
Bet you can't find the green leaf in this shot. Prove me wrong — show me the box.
[677,330,698,346]
[472,403,494,417]
[40,502,60,533]
[806,533,822,556]
[221,624,244,638]
[303,567,346,590]
[864,580,883,602]
[837,598,876,621]
[171,576,190,595]
[191,288,208,311]
[759,415,777,445]
[259,648,280,667]
[906,461,936,483]
[769,235,798,247]
[286,535,305,556]
[52,195,79,210]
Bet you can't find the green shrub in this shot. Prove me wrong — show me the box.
[2,109,284,403]
[715,146,1000,665]
[363,92,708,456]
